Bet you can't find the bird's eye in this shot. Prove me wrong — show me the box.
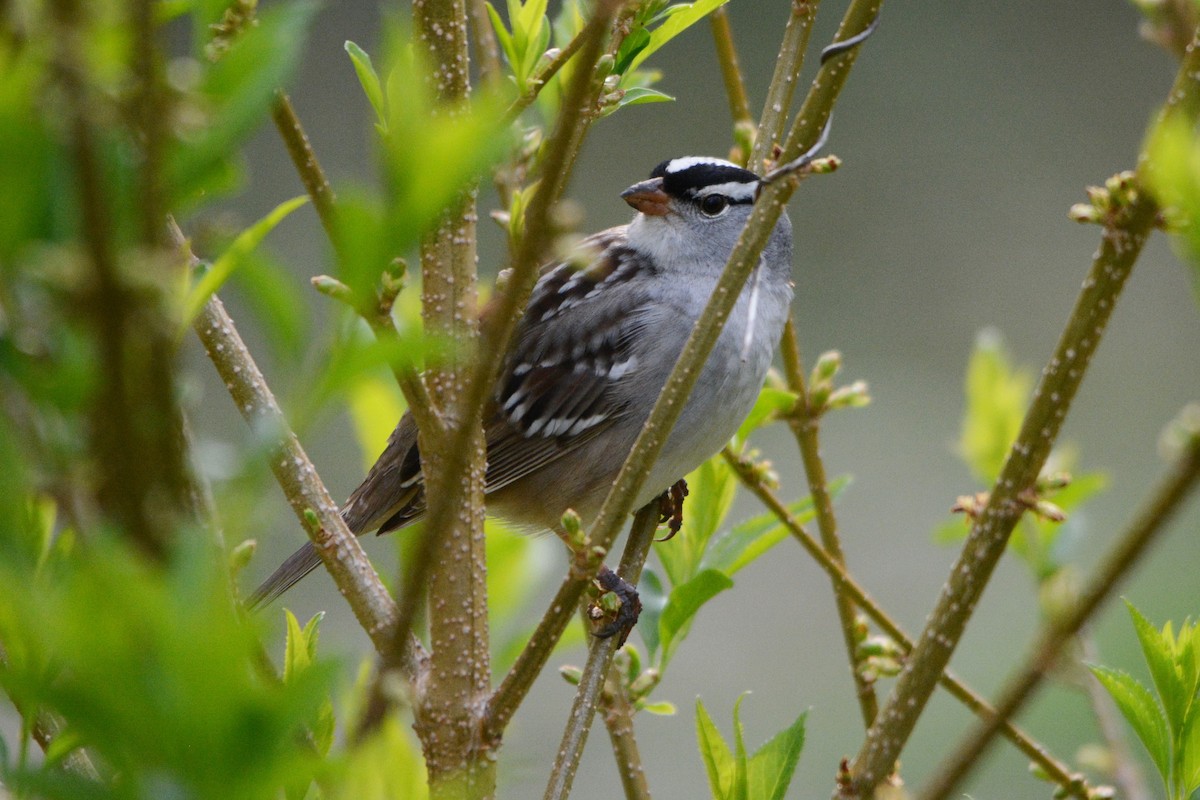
[699,194,729,216]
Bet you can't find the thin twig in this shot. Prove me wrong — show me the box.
[543,502,660,800]
[172,221,411,665]
[843,25,1200,794]
[708,7,752,129]
[722,448,1095,798]
[602,658,653,800]
[272,93,441,436]
[780,326,879,727]
[485,569,585,741]
[917,430,1200,800]
[750,0,820,170]
[271,92,336,238]
[781,1,880,165]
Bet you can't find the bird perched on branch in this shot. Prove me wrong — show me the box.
[250,156,794,636]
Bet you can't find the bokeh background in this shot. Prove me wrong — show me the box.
[166,0,1200,796]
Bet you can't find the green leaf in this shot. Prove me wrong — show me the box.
[748,709,807,800]
[958,329,1033,483]
[735,387,798,443]
[611,86,675,112]
[182,194,309,327]
[1145,113,1200,307]
[1090,664,1171,787]
[229,249,310,360]
[168,1,319,209]
[655,453,736,587]
[1181,704,1200,800]
[1127,600,1189,739]
[696,698,735,800]
[281,610,334,763]
[625,0,732,74]
[731,694,750,800]
[485,2,518,73]
[659,569,733,668]
[0,537,333,798]
[638,700,677,716]
[283,610,323,683]
[700,478,848,577]
[345,41,388,132]
[637,566,666,661]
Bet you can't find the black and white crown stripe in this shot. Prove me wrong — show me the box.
[652,157,762,204]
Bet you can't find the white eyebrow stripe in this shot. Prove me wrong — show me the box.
[664,156,739,173]
[697,180,758,201]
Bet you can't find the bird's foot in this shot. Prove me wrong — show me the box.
[656,478,689,541]
[588,565,642,647]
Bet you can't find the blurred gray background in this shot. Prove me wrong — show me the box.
[191,1,1200,797]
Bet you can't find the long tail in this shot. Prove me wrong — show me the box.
[246,541,325,610]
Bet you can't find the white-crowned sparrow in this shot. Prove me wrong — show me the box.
[250,156,794,607]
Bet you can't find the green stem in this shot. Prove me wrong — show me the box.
[842,25,1200,796]
[917,429,1200,800]
[780,325,879,728]
[722,448,1094,799]
[602,658,653,800]
[543,503,659,800]
[750,0,820,170]
[708,7,752,127]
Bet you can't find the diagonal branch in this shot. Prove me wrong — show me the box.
[841,26,1200,798]
[722,448,1097,799]
[172,221,412,667]
[918,426,1200,800]
[543,502,660,800]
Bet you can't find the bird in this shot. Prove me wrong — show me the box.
[249,156,794,609]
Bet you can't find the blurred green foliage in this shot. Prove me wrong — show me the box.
[935,330,1107,582]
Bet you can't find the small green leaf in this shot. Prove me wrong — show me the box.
[612,86,675,111]
[345,41,387,131]
[959,329,1033,483]
[659,569,733,668]
[696,698,735,800]
[731,694,750,800]
[700,477,848,577]
[1127,600,1189,738]
[1181,704,1200,799]
[1090,664,1171,786]
[748,709,807,800]
[182,194,309,326]
[1145,113,1200,306]
[283,609,324,683]
[625,0,732,74]
[637,566,666,661]
[638,700,677,716]
[655,453,736,587]
[735,387,798,443]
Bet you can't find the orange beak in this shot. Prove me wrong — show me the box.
[621,177,671,217]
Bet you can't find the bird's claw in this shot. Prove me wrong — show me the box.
[589,565,642,647]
